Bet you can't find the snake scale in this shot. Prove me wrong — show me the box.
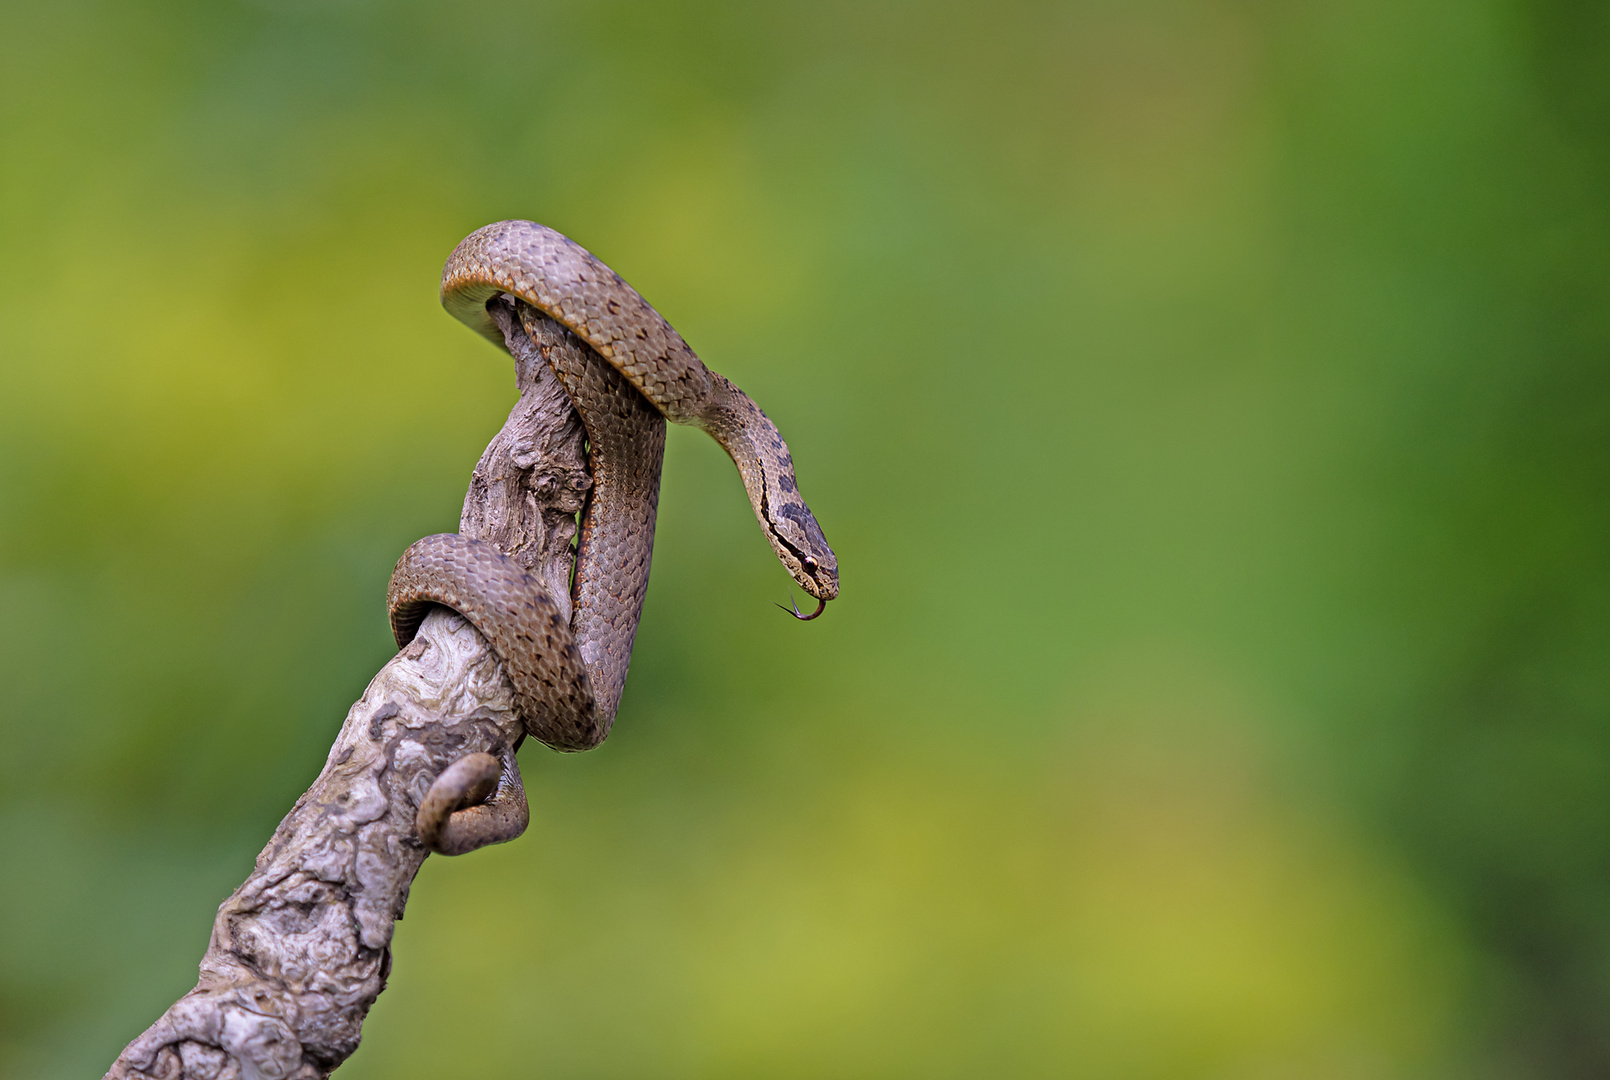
[388,220,838,853]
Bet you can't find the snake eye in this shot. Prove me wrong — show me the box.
[802,555,817,571]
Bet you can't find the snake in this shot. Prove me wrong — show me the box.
[386,221,838,851]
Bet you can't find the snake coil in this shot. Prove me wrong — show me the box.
[393,221,839,854]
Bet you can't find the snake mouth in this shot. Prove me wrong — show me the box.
[802,555,840,601]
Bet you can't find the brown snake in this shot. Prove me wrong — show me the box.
[388,220,838,855]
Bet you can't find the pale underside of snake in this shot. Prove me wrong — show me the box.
[387,220,838,855]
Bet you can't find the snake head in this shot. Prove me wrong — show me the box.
[769,499,839,602]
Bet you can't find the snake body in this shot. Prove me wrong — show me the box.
[389,220,838,761]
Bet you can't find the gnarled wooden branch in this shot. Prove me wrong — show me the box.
[107,304,593,1079]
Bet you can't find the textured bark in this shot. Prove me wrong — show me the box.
[106,303,593,1079]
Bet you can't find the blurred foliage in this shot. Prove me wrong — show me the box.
[4,0,1610,1076]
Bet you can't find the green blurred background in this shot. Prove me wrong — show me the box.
[4,0,1610,1076]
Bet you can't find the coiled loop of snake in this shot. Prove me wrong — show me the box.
[389,222,838,850]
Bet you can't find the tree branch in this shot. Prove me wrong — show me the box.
[107,301,594,1079]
